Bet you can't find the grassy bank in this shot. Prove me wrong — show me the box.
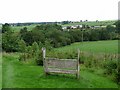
[2,52,118,88]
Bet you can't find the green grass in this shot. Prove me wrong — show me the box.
[54,40,118,54]
[12,24,39,32]
[62,20,116,27]
[1,40,119,88]
[2,52,119,88]
[0,53,2,89]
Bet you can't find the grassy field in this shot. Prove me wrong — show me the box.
[54,40,118,54]
[12,24,38,32]
[1,40,119,88]
[62,20,116,27]
[2,53,118,88]
[0,53,2,89]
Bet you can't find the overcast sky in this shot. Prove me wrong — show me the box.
[0,0,119,23]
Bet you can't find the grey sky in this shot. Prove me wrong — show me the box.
[0,0,119,23]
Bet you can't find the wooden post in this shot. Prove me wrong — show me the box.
[42,47,46,60]
[42,47,48,76]
[77,49,80,79]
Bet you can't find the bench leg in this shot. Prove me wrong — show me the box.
[45,72,50,76]
[76,73,79,79]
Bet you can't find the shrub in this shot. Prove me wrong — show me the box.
[104,60,117,75]
[35,50,43,65]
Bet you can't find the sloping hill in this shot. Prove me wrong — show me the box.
[2,52,118,88]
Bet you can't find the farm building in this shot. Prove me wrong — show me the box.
[62,27,67,30]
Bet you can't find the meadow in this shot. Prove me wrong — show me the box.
[62,20,116,27]
[54,40,118,54]
[1,40,119,88]
[12,24,38,32]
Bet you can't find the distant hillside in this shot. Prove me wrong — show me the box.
[62,20,116,27]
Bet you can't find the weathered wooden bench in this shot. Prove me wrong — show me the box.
[42,48,80,79]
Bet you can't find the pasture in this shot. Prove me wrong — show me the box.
[62,20,116,27]
[12,24,38,32]
[1,40,119,88]
[54,40,118,54]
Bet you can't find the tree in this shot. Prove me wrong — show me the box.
[32,42,39,57]
[32,42,43,65]
[20,27,28,34]
[44,40,52,50]
[18,39,26,53]
[18,39,27,61]
[2,31,19,52]
[89,30,99,41]
[98,29,110,40]
[80,20,82,22]
[106,25,115,32]
[114,20,120,33]
[21,31,45,45]
[62,21,69,24]
[2,23,12,33]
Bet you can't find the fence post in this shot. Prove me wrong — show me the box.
[42,47,46,60]
[42,47,48,76]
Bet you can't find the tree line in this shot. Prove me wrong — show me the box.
[2,21,118,52]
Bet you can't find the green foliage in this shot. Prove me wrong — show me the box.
[32,42,43,65]
[106,25,116,32]
[21,30,45,45]
[17,23,117,51]
[114,20,120,33]
[18,41,43,65]
[35,50,43,65]
[2,23,12,33]
[104,60,117,75]
[20,27,27,34]
[117,65,120,84]
[18,39,26,52]
[32,42,39,56]
[89,30,99,41]
[2,31,19,52]
[44,40,52,50]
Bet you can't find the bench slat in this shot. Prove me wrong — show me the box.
[47,68,77,74]
[45,58,77,69]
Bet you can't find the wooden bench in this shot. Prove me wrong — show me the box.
[42,48,80,79]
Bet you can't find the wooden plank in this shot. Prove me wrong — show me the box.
[45,58,77,69]
[47,68,77,74]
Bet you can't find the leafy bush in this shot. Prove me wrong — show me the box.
[2,31,20,52]
[35,50,43,65]
[104,60,117,75]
